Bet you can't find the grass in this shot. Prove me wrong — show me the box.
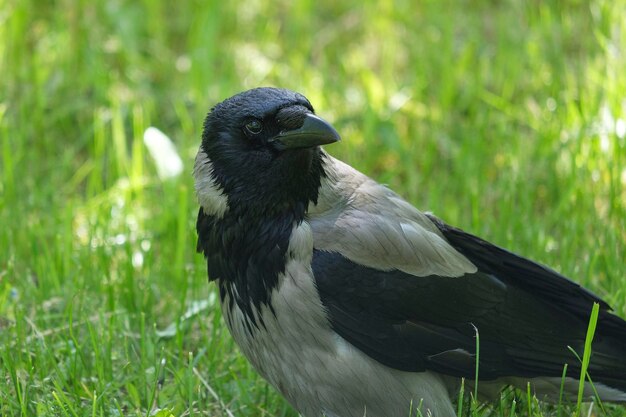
[1,0,625,415]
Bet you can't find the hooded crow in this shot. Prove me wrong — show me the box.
[194,87,626,417]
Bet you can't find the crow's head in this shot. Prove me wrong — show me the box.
[197,88,340,218]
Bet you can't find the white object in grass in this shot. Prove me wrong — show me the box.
[143,127,183,179]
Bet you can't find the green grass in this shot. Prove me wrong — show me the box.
[1,0,625,415]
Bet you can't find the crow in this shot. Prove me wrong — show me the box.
[194,87,626,417]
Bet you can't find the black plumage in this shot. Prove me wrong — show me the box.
[313,226,626,390]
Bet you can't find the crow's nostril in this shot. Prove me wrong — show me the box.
[276,105,311,130]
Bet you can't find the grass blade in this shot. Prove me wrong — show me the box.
[576,302,600,416]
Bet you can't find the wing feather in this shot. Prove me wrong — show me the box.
[309,156,626,391]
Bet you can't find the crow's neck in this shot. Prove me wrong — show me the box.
[196,201,308,331]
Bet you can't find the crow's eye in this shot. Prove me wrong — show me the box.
[244,119,263,135]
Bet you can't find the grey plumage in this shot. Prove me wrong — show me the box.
[308,155,477,277]
[194,87,626,417]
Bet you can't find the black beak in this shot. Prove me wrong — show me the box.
[270,113,341,150]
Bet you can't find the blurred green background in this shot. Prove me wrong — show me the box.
[1,0,625,415]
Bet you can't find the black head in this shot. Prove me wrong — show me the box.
[200,87,340,219]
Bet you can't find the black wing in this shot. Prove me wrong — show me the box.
[312,216,626,391]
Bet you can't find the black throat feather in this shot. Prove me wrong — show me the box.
[196,149,326,331]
